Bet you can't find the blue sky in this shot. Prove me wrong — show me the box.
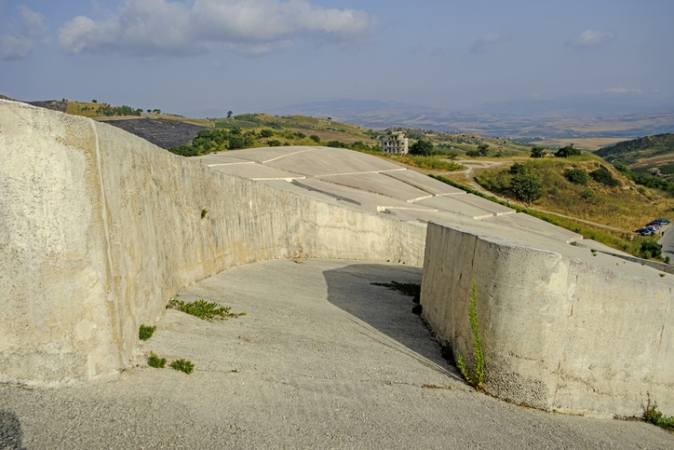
[1,0,673,117]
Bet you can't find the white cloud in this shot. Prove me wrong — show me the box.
[471,32,511,53]
[589,87,643,95]
[0,34,31,59]
[0,5,49,60]
[58,0,375,57]
[567,30,614,48]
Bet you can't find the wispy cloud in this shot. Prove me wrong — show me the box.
[567,30,614,48]
[0,5,49,60]
[471,32,511,53]
[589,87,643,95]
[58,0,376,57]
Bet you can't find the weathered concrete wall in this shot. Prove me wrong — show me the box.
[0,100,425,385]
[421,221,674,417]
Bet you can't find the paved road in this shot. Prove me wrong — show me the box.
[1,259,672,449]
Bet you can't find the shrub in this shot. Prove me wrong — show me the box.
[139,325,156,341]
[509,163,528,175]
[564,168,591,185]
[530,147,545,158]
[640,240,662,260]
[555,145,581,157]
[590,167,620,187]
[268,140,282,147]
[259,129,274,138]
[511,173,544,203]
[148,353,166,368]
[409,139,434,156]
[309,135,321,143]
[645,399,674,431]
[170,359,194,374]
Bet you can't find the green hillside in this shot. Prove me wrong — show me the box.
[595,133,674,165]
[473,154,673,259]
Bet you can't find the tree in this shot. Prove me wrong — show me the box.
[147,109,152,113]
[477,143,490,156]
[260,129,274,138]
[555,145,581,158]
[511,173,544,203]
[92,99,97,103]
[409,139,434,156]
[530,147,545,158]
[309,135,321,143]
[227,111,233,118]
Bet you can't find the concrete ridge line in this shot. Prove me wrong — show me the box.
[257,148,313,164]
[206,162,256,167]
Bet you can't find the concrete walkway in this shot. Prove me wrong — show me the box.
[1,259,672,449]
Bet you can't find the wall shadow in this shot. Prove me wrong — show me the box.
[0,411,26,450]
[323,263,461,381]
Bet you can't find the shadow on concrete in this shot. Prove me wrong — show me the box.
[0,411,26,450]
[323,263,461,381]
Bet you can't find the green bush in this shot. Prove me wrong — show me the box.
[645,401,674,431]
[640,240,663,260]
[148,352,166,368]
[564,168,590,185]
[139,325,156,341]
[511,173,544,203]
[409,139,434,156]
[259,129,274,138]
[268,140,282,147]
[309,135,321,143]
[555,145,581,157]
[590,167,620,187]
[530,147,545,158]
[170,359,194,374]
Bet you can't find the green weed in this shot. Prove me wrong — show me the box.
[201,209,208,219]
[139,325,156,341]
[167,299,246,321]
[645,397,674,431]
[456,281,485,389]
[148,352,166,369]
[170,359,194,374]
[371,281,421,299]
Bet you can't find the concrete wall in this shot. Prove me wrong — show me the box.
[0,100,425,385]
[421,221,674,417]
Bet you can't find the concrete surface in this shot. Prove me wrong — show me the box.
[421,221,674,417]
[1,259,672,450]
[0,100,425,385]
[318,173,433,202]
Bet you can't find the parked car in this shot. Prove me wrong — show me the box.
[647,224,661,231]
[654,218,670,225]
[636,228,654,236]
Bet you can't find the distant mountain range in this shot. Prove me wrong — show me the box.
[267,99,674,139]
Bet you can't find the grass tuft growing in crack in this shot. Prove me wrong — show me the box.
[139,325,156,341]
[167,299,246,321]
[372,281,421,302]
[645,396,674,431]
[456,281,485,389]
[170,359,194,374]
[148,352,166,369]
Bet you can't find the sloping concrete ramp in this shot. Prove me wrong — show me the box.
[2,259,672,449]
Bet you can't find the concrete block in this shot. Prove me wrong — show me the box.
[318,173,433,202]
[382,170,465,196]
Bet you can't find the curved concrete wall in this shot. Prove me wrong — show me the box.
[0,100,425,385]
[421,221,674,417]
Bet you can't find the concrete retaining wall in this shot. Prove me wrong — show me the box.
[421,221,674,417]
[0,100,425,385]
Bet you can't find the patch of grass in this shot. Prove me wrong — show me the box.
[148,352,166,368]
[139,325,156,341]
[201,209,208,219]
[371,281,421,299]
[456,281,485,389]
[170,359,194,374]
[645,397,674,431]
[167,299,246,321]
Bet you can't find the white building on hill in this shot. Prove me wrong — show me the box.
[381,132,409,155]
